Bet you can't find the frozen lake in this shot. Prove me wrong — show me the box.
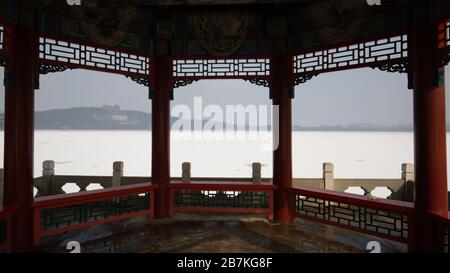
[0,130,448,188]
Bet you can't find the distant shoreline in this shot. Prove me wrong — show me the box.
[1,105,447,132]
[0,129,423,132]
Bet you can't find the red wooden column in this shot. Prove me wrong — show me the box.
[151,55,172,218]
[409,1,449,252]
[271,55,294,223]
[3,22,38,251]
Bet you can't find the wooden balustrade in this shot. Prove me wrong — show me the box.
[428,211,450,253]
[32,183,157,245]
[3,170,447,251]
[287,185,415,243]
[0,207,17,252]
[7,160,434,251]
[169,180,276,221]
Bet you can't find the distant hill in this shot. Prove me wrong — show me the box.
[34,105,154,130]
[0,106,448,131]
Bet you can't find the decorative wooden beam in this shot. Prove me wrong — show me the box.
[39,63,73,75]
[174,79,198,89]
[126,75,150,87]
[245,79,269,88]
[293,74,317,86]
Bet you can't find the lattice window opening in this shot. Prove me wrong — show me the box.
[40,193,151,231]
[85,183,104,191]
[61,183,81,194]
[174,190,269,209]
[344,187,366,196]
[294,195,408,239]
[370,187,393,199]
[39,37,150,76]
[297,198,361,226]
[364,208,407,238]
[294,35,408,74]
[173,58,270,78]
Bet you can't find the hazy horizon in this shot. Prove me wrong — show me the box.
[0,66,449,127]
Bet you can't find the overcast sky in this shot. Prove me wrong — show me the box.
[0,66,449,126]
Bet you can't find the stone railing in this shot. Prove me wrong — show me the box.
[173,162,271,183]
[294,163,415,202]
[32,161,273,197]
[5,160,417,202]
[175,161,415,202]
[32,161,414,201]
[33,160,151,197]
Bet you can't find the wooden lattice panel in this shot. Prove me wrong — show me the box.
[40,193,151,231]
[294,34,408,75]
[294,194,408,241]
[173,58,270,79]
[39,37,150,77]
[174,190,269,209]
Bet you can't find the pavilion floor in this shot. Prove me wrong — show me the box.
[34,214,406,253]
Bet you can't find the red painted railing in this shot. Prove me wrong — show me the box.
[287,186,415,243]
[169,181,276,221]
[438,19,450,68]
[14,178,446,252]
[438,19,450,49]
[429,211,450,252]
[0,207,17,253]
[32,183,157,245]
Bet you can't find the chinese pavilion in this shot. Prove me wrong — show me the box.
[0,0,449,253]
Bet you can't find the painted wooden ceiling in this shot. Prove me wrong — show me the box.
[2,0,449,57]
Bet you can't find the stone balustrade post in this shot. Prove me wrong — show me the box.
[42,160,55,177]
[113,161,124,187]
[252,162,262,183]
[402,163,415,202]
[323,162,334,191]
[182,162,191,183]
[42,160,55,195]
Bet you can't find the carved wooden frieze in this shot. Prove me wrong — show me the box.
[191,11,250,56]
[71,0,138,47]
[0,0,436,57]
